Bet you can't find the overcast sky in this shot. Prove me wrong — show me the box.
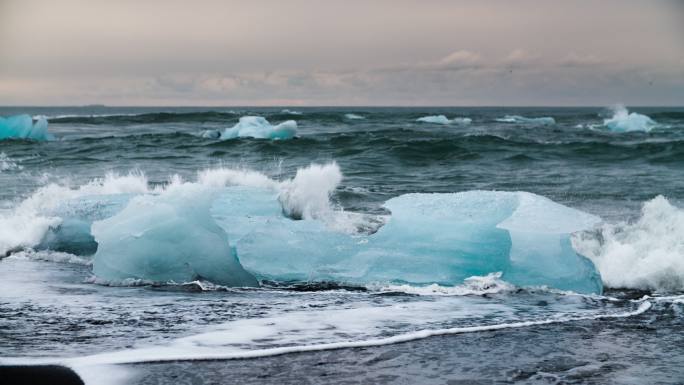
[1,0,682,106]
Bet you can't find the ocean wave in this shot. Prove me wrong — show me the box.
[574,195,684,292]
[495,115,556,125]
[416,115,472,125]
[47,111,238,124]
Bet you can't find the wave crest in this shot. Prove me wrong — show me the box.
[574,195,684,292]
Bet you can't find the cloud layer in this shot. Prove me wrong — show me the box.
[1,0,682,105]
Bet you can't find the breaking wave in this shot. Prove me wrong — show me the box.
[574,195,684,292]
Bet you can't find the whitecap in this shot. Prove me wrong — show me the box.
[574,195,684,292]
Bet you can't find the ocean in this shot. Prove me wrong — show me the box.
[1,106,683,384]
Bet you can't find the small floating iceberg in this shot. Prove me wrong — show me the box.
[0,114,53,141]
[344,113,366,120]
[495,115,555,125]
[280,109,302,115]
[603,105,657,132]
[416,115,472,125]
[217,116,297,140]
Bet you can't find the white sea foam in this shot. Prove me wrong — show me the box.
[197,167,278,189]
[375,272,516,296]
[1,300,647,367]
[278,162,342,220]
[574,195,684,291]
[7,249,91,265]
[0,152,22,172]
[0,172,150,256]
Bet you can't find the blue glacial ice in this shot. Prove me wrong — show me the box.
[27,164,602,293]
[230,188,603,294]
[344,113,366,120]
[219,116,297,140]
[603,106,657,132]
[0,114,53,141]
[417,115,472,125]
[91,184,258,286]
[495,115,556,125]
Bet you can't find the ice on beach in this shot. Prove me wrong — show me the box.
[7,162,603,293]
[92,184,258,286]
[235,190,603,294]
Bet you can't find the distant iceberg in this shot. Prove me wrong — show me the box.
[603,105,657,132]
[0,114,53,141]
[280,109,302,115]
[416,115,472,125]
[495,115,555,125]
[218,116,297,140]
[344,113,366,120]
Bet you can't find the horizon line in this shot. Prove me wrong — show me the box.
[1,104,683,108]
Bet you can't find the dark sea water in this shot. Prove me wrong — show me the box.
[1,106,683,384]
